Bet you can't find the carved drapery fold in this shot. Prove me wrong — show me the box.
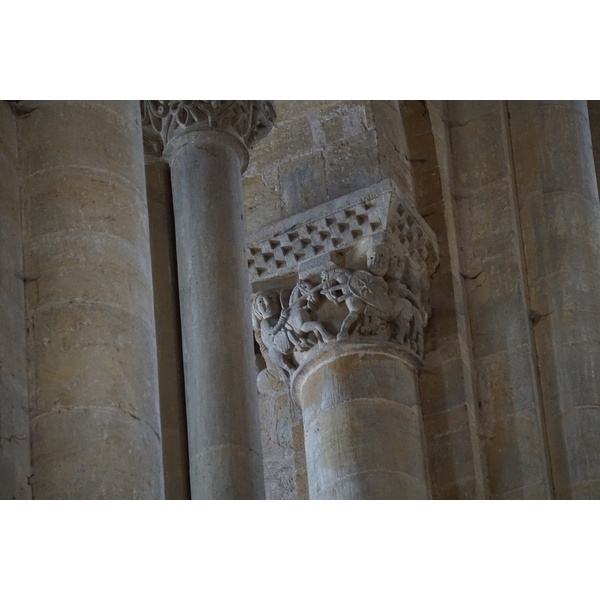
[141,100,276,149]
[248,180,439,383]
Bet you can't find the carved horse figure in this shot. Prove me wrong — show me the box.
[285,279,334,346]
[320,267,415,344]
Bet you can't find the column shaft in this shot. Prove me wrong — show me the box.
[0,102,31,499]
[21,101,164,499]
[509,100,600,498]
[168,130,265,499]
[293,343,430,499]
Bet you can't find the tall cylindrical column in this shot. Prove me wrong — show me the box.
[508,101,600,499]
[146,101,275,499]
[20,101,164,499]
[0,102,31,499]
[292,342,430,499]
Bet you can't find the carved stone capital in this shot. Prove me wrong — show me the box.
[141,100,276,152]
[248,180,439,385]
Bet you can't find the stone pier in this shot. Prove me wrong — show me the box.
[508,100,600,499]
[20,101,164,499]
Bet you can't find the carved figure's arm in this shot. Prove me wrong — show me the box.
[273,307,290,335]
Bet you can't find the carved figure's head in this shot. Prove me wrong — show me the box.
[251,291,279,323]
[367,243,390,277]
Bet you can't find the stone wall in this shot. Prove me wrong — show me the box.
[244,101,414,235]
[2,99,600,499]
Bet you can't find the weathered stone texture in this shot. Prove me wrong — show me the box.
[0,101,31,500]
[293,345,429,500]
[244,102,430,499]
[4,99,599,500]
[257,370,307,500]
[167,129,265,500]
[418,100,485,499]
[20,101,164,499]
[242,100,600,500]
[446,100,551,499]
[243,101,414,237]
[508,100,600,498]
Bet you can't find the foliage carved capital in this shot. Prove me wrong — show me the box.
[141,100,276,150]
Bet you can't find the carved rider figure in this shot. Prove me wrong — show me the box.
[320,242,417,346]
[252,281,335,381]
[320,267,393,339]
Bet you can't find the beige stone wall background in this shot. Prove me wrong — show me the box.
[2,100,600,499]
[243,101,414,236]
[0,102,31,499]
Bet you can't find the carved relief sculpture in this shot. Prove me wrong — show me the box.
[248,179,438,383]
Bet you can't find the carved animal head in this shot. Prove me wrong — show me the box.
[295,279,320,307]
[320,268,350,302]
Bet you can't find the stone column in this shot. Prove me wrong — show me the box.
[20,101,164,499]
[248,180,436,500]
[0,102,31,499]
[145,101,275,499]
[292,342,428,499]
[508,101,600,499]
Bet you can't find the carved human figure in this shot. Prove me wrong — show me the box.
[366,243,391,277]
[320,267,392,339]
[251,291,296,381]
[389,249,429,353]
[321,262,420,349]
